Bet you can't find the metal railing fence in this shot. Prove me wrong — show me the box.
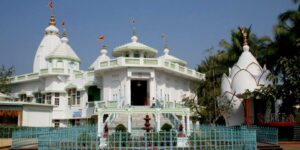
[11,125,258,150]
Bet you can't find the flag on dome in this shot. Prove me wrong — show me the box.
[61,21,65,27]
[48,0,53,9]
[98,35,105,40]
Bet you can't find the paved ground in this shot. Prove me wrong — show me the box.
[280,144,300,150]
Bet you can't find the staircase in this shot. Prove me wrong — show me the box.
[107,111,175,131]
[293,125,300,141]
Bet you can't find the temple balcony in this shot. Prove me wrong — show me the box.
[93,57,205,81]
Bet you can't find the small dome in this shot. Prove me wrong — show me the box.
[45,25,59,33]
[89,45,110,70]
[46,37,81,62]
[160,48,187,66]
[113,35,157,57]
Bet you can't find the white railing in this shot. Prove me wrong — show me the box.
[95,57,205,80]
[11,68,71,83]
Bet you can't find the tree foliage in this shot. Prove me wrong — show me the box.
[0,65,15,94]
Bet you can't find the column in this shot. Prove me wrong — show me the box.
[126,78,131,106]
[156,113,161,132]
[186,114,190,136]
[98,114,103,137]
[128,114,132,133]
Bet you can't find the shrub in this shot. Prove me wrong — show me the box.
[115,124,126,131]
[161,123,172,132]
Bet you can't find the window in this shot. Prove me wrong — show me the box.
[134,52,140,58]
[125,52,129,57]
[68,88,79,105]
[54,93,59,106]
[35,93,43,103]
[76,91,80,105]
[69,119,80,126]
[46,93,51,104]
[54,120,60,128]
[20,94,27,102]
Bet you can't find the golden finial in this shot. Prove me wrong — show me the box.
[49,15,56,26]
[239,25,248,46]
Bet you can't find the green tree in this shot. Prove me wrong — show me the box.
[0,65,15,94]
[270,1,300,114]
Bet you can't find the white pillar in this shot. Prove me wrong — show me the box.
[126,78,131,106]
[128,114,132,133]
[186,114,190,136]
[98,114,103,137]
[156,113,161,132]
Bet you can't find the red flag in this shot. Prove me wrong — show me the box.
[61,21,65,27]
[48,0,53,9]
[98,35,104,40]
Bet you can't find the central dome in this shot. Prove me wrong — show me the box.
[112,35,157,58]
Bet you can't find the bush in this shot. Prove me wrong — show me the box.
[115,124,126,131]
[161,123,172,132]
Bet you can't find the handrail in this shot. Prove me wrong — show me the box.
[156,99,181,130]
[104,98,125,125]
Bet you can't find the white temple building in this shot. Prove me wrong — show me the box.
[0,13,205,136]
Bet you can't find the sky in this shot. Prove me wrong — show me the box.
[0,0,297,75]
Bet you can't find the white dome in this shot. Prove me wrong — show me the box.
[45,25,59,33]
[46,37,81,62]
[89,46,110,70]
[113,35,157,57]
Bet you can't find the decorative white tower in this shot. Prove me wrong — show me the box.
[220,26,272,126]
[33,14,61,72]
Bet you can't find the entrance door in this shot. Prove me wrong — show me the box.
[131,80,148,106]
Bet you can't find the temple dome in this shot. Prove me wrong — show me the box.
[112,35,157,57]
[46,37,81,62]
[89,45,110,70]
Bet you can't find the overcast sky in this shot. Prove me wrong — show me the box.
[0,0,296,75]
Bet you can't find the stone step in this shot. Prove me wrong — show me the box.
[257,143,283,150]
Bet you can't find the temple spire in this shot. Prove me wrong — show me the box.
[48,0,56,26]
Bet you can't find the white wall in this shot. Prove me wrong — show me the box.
[22,105,53,127]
